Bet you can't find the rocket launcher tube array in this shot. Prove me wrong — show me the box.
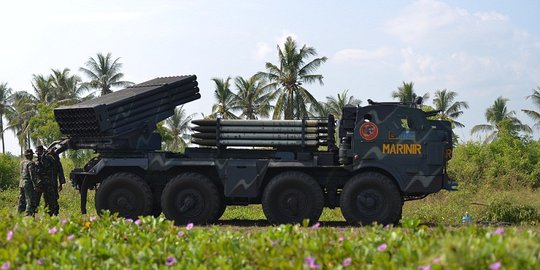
[191,117,333,148]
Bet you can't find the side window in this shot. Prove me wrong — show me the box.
[363,114,372,122]
[400,117,412,130]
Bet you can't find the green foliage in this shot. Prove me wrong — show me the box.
[449,134,540,189]
[0,154,18,189]
[28,103,61,147]
[0,212,539,268]
[484,200,539,224]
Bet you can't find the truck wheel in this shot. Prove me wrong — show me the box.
[213,203,227,222]
[95,172,153,219]
[262,171,324,225]
[161,173,222,225]
[340,172,402,225]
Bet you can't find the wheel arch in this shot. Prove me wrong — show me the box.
[352,163,405,192]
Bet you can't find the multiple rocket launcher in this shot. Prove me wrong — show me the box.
[191,118,335,148]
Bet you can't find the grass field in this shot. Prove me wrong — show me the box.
[1,185,539,269]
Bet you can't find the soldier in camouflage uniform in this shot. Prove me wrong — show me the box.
[36,145,63,216]
[17,149,39,216]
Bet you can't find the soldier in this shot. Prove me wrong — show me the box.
[36,145,62,216]
[17,149,39,216]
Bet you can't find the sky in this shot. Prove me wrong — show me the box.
[1,0,539,155]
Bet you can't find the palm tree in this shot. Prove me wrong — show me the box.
[0,83,14,153]
[5,91,38,154]
[309,100,331,118]
[522,87,540,130]
[257,36,327,120]
[233,75,274,119]
[50,68,86,105]
[31,74,54,103]
[432,89,469,128]
[392,82,429,104]
[210,77,239,119]
[324,90,361,119]
[471,97,531,142]
[79,52,133,96]
[162,106,195,152]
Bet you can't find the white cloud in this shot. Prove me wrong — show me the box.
[252,30,301,61]
[253,42,273,61]
[385,0,510,46]
[334,47,394,63]
[474,11,508,21]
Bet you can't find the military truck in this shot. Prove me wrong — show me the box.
[52,75,456,225]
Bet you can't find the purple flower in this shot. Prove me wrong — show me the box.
[418,265,431,270]
[432,258,442,264]
[311,222,320,228]
[384,224,391,229]
[338,236,345,242]
[270,240,279,247]
[67,234,75,241]
[48,227,57,234]
[165,256,177,266]
[186,223,194,230]
[61,218,68,226]
[490,261,501,270]
[125,218,133,223]
[6,230,13,241]
[37,259,43,265]
[377,243,387,252]
[491,227,504,235]
[134,219,141,225]
[89,216,98,222]
[1,262,10,270]
[342,257,352,267]
[177,231,184,237]
[304,257,320,269]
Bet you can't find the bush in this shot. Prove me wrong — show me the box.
[449,134,540,189]
[483,200,539,224]
[0,154,19,189]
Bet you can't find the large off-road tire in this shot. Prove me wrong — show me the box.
[161,173,222,225]
[262,171,324,225]
[95,172,153,219]
[340,172,402,225]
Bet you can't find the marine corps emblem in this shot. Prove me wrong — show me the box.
[359,122,378,141]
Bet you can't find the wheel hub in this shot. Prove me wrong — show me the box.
[175,189,204,218]
[356,191,381,211]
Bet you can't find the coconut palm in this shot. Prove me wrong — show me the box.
[324,90,361,119]
[210,77,239,119]
[233,75,274,119]
[50,68,86,105]
[79,52,133,96]
[522,87,540,130]
[471,97,531,142]
[432,89,469,128]
[5,91,38,154]
[0,83,14,153]
[31,74,54,103]
[162,106,196,152]
[258,36,327,120]
[392,82,429,104]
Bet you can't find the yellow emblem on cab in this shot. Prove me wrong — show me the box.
[382,143,422,155]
